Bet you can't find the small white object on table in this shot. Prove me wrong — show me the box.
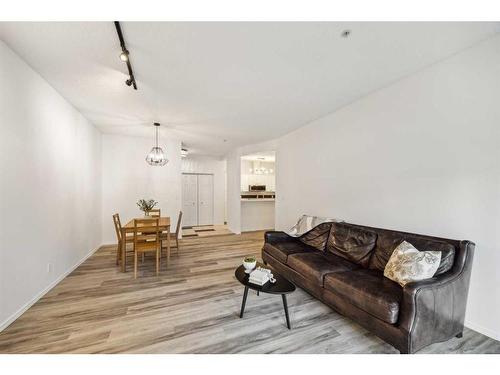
[249,267,276,286]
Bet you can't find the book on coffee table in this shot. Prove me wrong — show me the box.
[248,268,270,286]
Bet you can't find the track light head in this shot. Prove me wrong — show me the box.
[115,22,138,90]
[341,29,351,38]
[119,50,129,62]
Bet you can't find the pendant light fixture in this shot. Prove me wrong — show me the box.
[146,123,168,166]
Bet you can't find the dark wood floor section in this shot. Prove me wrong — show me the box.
[0,231,499,354]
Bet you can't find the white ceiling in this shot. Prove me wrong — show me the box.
[1,22,499,156]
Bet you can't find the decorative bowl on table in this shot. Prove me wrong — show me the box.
[243,257,257,273]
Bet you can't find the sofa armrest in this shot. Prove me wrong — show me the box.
[398,240,475,353]
[264,231,294,245]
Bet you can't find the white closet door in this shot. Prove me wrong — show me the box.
[182,174,198,227]
[197,174,214,226]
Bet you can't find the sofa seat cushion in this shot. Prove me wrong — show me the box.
[263,241,315,264]
[287,252,360,286]
[324,269,403,324]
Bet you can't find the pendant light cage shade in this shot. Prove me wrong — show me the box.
[146,146,168,166]
[146,123,168,166]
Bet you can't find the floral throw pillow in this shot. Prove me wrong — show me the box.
[384,241,441,287]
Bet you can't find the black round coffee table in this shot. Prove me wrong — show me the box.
[235,262,296,329]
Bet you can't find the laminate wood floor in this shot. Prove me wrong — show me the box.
[182,224,232,237]
[0,231,499,354]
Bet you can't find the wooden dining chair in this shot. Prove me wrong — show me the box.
[161,211,183,255]
[173,211,183,253]
[113,213,133,266]
[142,208,161,255]
[146,208,161,217]
[133,218,161,279]
[141,208,161,237]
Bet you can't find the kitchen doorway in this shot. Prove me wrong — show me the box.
[240,151,276,232]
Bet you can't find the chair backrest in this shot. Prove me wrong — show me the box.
[133,218,160,249]
[147,209,161,217]
[113,213,122,242]
[175,211,183,237]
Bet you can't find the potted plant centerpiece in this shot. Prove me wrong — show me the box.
[243,256,257,273]
[137,199,158,216]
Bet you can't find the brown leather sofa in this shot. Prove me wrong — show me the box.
[262,221,475,353]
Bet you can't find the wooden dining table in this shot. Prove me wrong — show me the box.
[120,216,171,272]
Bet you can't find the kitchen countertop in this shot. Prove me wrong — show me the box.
[241,198,275,202]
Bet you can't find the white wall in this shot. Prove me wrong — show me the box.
[241,201,275,232]
[101,134,182,244]
[181,155,226,225]
[273,35,500,340]
[226,150,242,234]
[0,41,102,330]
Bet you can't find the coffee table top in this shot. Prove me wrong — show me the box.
[235,262,296,295]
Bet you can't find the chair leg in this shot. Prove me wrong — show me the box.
[156,249,160,275]
[134,251,138,279]
[116,241,121,265]
[142,253,145,263]
[167,230,171,265]
[167,241,171,266]
[176,238,180,254]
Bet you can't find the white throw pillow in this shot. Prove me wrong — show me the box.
[384,241,441,287]
[286,215,336,237]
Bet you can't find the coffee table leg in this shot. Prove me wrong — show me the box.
[257,290,259,296]
[282,294,291,329]
[240,286,249,318]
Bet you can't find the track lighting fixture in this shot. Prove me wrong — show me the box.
[114,21,137,90]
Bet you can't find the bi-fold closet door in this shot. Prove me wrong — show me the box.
[181,173,214,227]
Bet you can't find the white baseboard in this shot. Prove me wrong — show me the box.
[0,244,102,333]
[465,320,500,341]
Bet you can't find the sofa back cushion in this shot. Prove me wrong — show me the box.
[367,230,455,276]
[368,232,404,272]
[299,222,333,251]
[327,223,377,267]
[288,215,337,237]
[403,237,455,276]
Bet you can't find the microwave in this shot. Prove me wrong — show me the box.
[249,185,266,191]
